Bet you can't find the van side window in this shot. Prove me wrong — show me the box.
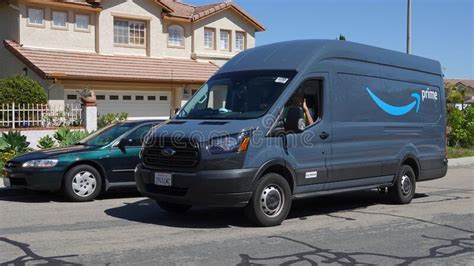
[284,79,323,127]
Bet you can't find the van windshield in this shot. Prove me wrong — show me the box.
[176,70,296,120]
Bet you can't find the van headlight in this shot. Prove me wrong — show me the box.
[207,131,251,154]
[22,159,59,168]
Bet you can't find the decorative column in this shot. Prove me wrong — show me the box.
[80,89,97,132]
[82,104,97,132]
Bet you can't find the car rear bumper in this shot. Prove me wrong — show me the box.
[3,167,63,191]
[135,164,257,207]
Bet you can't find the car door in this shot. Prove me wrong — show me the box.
[284,74,331,190]
[107,123,155,183]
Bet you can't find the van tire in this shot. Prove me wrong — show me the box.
[245,173,291,227]
[156,201,191,213]
[389,164,416,204]
[63,165,102,202]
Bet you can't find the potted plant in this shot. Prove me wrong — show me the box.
[78,88,96,106]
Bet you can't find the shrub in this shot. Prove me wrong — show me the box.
[0,131,30,154]
[447,106,474,147]
[54,128,89,147]
[0,75,47,104]
[98,112,128,129]
[37,135,56,149]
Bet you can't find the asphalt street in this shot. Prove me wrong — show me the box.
[0,166,473,265]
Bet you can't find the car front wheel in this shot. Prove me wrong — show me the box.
[63,165,102,202]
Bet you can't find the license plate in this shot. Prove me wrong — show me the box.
[154,172,172,187]
[3,178,10,188]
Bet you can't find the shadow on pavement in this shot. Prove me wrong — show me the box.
[0,187,142,203]
[104,190,402,228]
[0,237,81,265]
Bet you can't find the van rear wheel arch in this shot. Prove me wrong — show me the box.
[396,155,420,182]
[254,160,296,193]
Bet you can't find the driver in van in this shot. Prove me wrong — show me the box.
[286,90,315,127]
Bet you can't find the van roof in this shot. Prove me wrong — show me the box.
[218,40,442,76]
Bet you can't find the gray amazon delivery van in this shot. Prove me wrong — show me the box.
[135,40,447,226]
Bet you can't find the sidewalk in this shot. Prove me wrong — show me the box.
[0,157,472,189]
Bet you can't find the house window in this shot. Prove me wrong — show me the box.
[114,19,145,46]
[147,96,156,101]
[66,94,77,100]
[204,28,215,49]
[52,11,67,29]
[75,14,90,31]
[136,95,144,100]
[96,95,105,100]
[235,31,245,51]
[168,25,184,47]
[123,95,132,100]
[110,95,119,100]
[159,96,168,101]
[220,30,230,51]
[28,8,44,26]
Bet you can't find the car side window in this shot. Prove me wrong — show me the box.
[126,124,154,146]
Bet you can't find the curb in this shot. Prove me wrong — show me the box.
[448,156,474,167]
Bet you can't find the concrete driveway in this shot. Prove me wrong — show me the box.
[0,165,473,265]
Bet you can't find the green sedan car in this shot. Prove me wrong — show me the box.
[3,120,163,201]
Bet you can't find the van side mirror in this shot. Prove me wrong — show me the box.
[117,138,133,149]
[284,107,305,133]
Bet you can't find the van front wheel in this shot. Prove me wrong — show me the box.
[389,165,416,204]
[245,173,291,227]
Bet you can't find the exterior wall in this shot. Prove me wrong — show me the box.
[0,47,65,108]
[161,20,193,59]
[0,2,20,43]
[193,9,256,66]
[99,0,162,57]
[17,3,96,52]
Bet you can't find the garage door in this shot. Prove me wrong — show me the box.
[65,90,172,119]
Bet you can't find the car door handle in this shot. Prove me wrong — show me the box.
[319,132,330,140]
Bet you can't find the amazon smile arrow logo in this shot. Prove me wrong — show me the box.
[366,87,421,116]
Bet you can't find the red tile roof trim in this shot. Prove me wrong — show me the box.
[4,40,218,84]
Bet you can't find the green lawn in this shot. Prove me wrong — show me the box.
[447,146,474,159]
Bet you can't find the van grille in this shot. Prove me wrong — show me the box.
[143,138,199,170]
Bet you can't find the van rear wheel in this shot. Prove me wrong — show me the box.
[389,165,416,204]
[245,173,291,227]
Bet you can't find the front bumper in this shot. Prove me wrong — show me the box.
[135,164,257,207]
[2,166,64,191]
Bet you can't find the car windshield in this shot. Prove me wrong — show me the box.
[80,123,136,146]
[176,70,297,120]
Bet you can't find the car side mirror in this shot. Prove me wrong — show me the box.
[117,138,133,149]
[284,107,305,133]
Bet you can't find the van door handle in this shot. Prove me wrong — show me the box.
[319,132,330,140]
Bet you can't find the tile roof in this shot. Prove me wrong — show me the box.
[4,40,218,84]
[445,79,474,88]
[160,0,265,31]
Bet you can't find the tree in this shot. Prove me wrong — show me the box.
[338,34,346,41]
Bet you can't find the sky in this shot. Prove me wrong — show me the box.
[187,0,473,79]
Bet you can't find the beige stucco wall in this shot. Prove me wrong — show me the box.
[17,3,96,52]
[0,46,65,108]
[0,3,20,43]
[99,0,157,57]
[192,9,256,66]
[161,21,193,59]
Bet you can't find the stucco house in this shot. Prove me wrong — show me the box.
[0,0,265,119]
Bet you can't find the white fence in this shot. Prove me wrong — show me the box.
[0,103,82,129]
